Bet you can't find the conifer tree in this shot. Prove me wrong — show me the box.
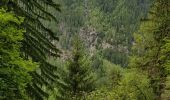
[0,9,36,99]
[0,0,61,99]
[60,36,96,99]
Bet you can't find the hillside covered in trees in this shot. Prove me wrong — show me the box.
[0,0,169,100]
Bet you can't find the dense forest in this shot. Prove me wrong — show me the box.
[0,0,169,100]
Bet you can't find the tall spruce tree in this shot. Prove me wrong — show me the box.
[0,9,37,99]
[60,36,96,99]
[0,0,61,99]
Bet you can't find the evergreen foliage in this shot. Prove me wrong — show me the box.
[0,0,169,99]
[54,0,151,67]
[0,9,37,99]
[160,39,170,99]
[94,59,123,89]
[85,69,154,100]
[59,36,96,99]
[130,0,170,99]
[0,0,61,99]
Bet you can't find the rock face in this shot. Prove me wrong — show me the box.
[58,26,99,60]
[79,26,99,56]
[60,50,72,61]
[78,26,130,56]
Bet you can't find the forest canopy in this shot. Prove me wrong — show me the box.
[0,0,169,100]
